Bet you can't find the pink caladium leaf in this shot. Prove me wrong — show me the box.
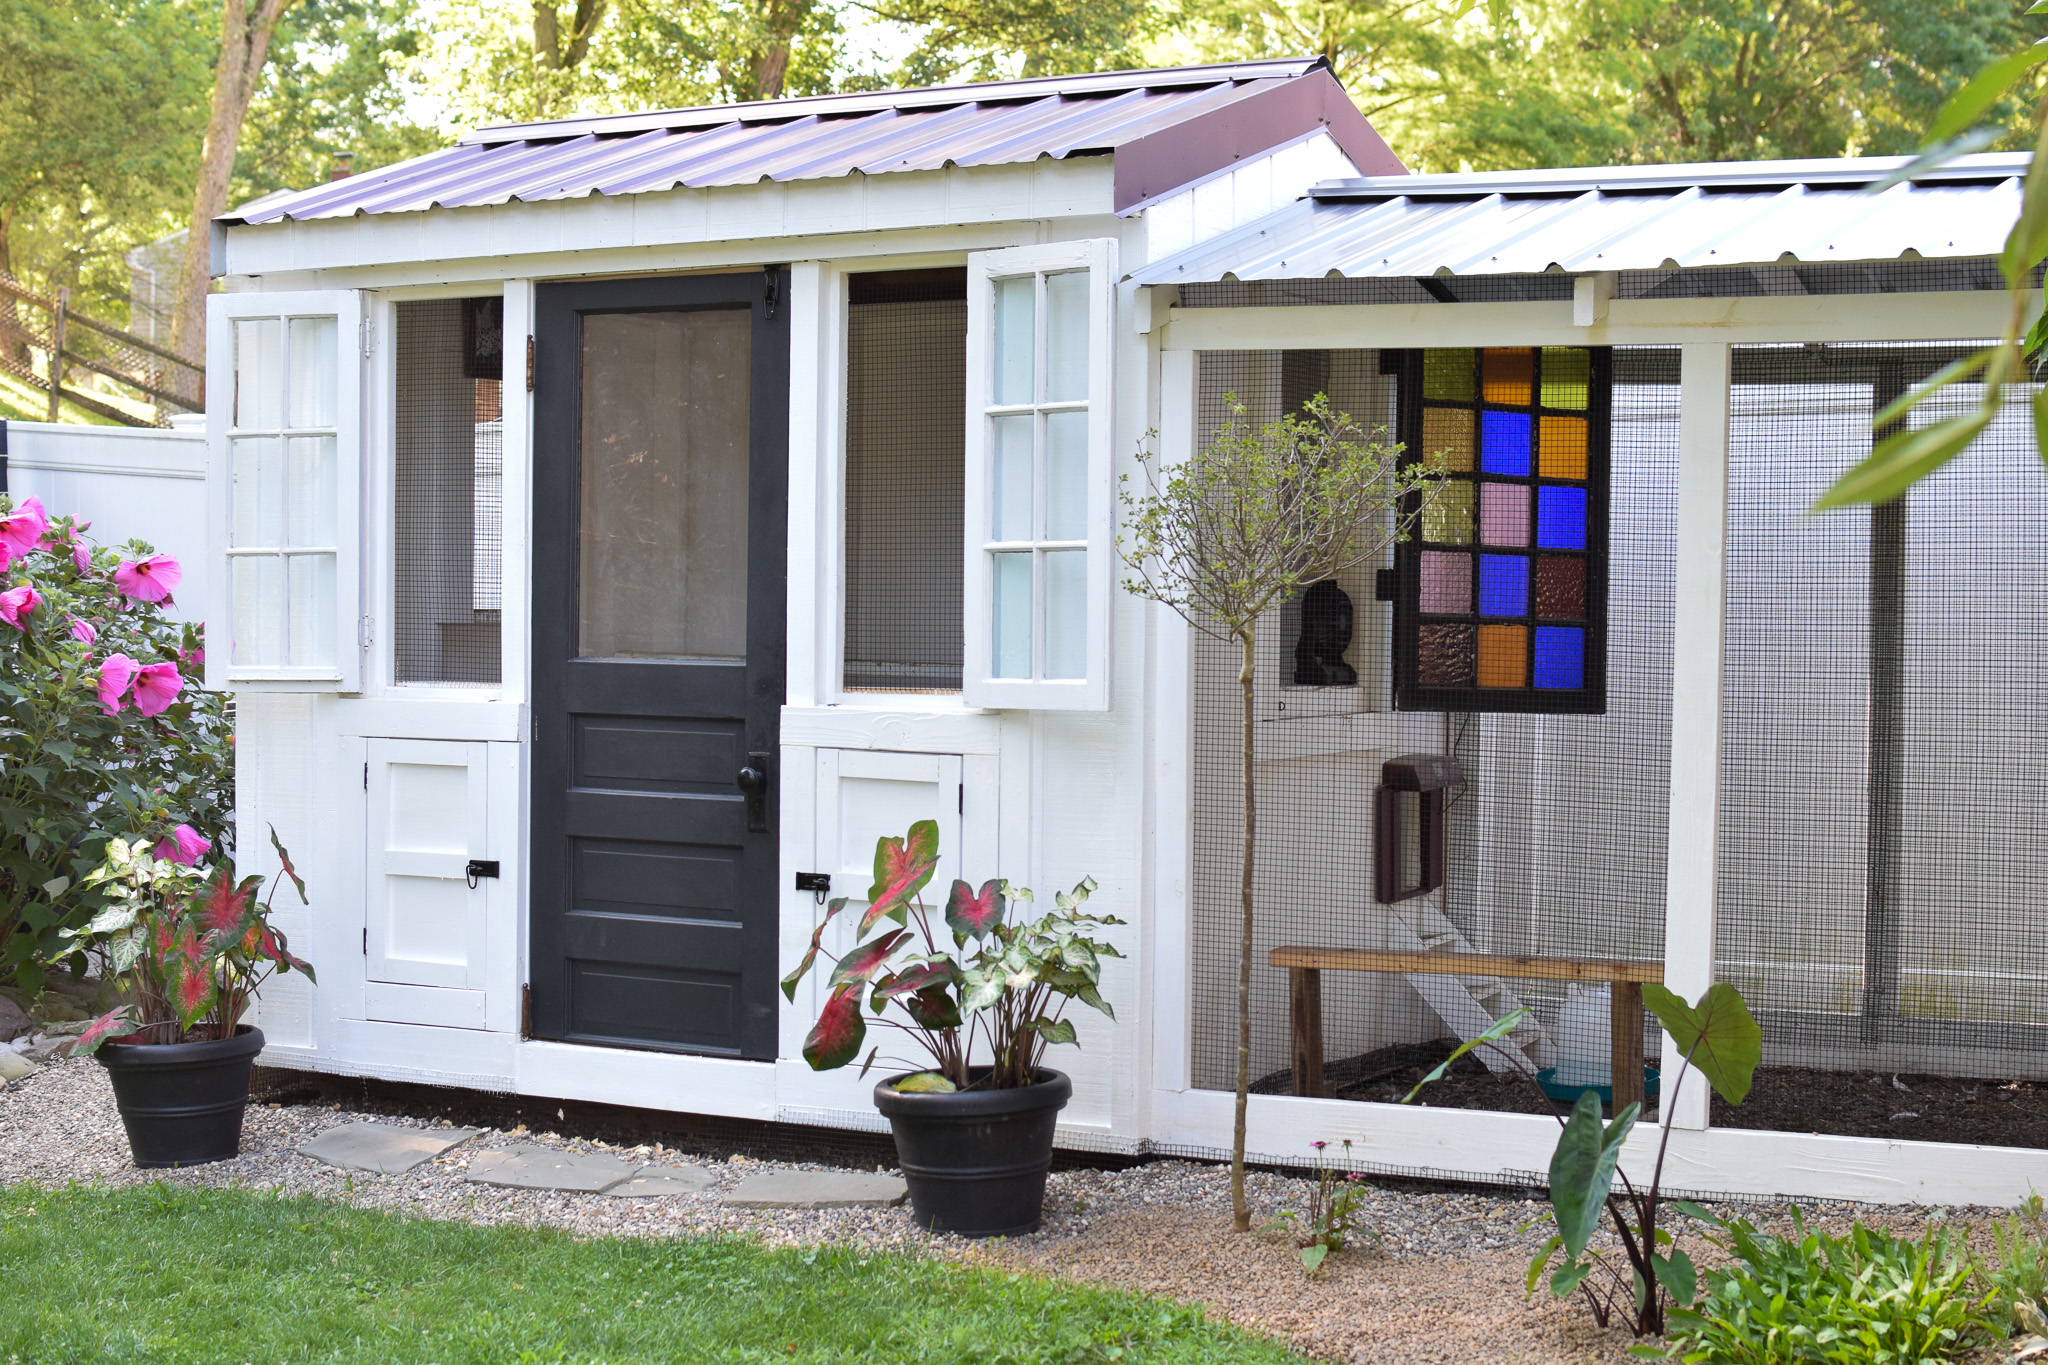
[801,984,867,1071]
[268,825,308,904]
[872,960,957,1001]
[899,985,963,1032]
[68,1007,139,1057]
[191,868,259,946]
[858,820,939,935]
[781,897,851,1002]
[945,879,1006,939]
[825,930,910,992]
[242,923,316,983]
[162,920,217,1031]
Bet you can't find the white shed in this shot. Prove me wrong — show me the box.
[208,58,2048,1205]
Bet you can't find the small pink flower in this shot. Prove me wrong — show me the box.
[113,554,181,603]
[131,661,183,718]
[69,619,96,646]
[71,542,89,574]
[152,824,212,866]
[180,644,204,667]
[0,498,48,557]
[0,585,40,631]
[97,654,140,715]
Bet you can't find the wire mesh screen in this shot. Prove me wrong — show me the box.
[1717,344,2048,1146]
[393,298,502,685]
[1188,348,1676,1112]
[843,269,966,693]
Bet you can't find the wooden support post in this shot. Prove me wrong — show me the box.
[1289,966,1325,1098]
[1610,979,1644,1115]
[46,287,68,423]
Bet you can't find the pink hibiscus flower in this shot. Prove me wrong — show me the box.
[112,554,181,603]
[96,654,140,715]
[0,585,38,631]
[152,824,213,866]
[131,661,183,718]
[71,541,89,574]
[69,619,97,646]
[0,498,48,558]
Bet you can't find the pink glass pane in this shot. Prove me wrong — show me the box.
[1480,482,1530,547]
[1419,551,1471,614]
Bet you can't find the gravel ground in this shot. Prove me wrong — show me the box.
[0,1054,2017,1363]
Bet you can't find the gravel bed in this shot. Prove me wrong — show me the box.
[0,1055,2013,1363]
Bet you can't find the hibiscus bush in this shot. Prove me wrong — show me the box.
[0,495,231,992]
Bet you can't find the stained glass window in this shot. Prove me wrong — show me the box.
[1392,346,1609,713]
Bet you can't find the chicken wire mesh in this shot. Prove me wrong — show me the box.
[1187,347,1676,1116]
[1714,343,2048,1144]
[842,269,966,693]
[392,297,503,685]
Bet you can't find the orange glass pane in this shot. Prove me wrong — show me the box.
[1482,348,1534,406]
[1421,407,1475,472]
[1538,415,1588,480]
[1476,623,1527,688]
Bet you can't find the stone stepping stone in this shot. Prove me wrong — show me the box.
[464,1143,637,1193]
[608,1165,717,1198]
[299,1122,479,1175]
[722,1171,907,1210]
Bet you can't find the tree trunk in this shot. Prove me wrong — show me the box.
[166,0,298,393]
[1231,625,1256,1233]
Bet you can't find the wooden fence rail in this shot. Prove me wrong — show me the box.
[0,271,202,427]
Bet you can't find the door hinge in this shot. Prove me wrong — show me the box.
[763,265,780,319]
[360,316,376,359]
[959,782,964,815]
[520,984,532,1039]
[363,760,369,791]
[525,334,536,392]
[362,927,368,955]
[359,615,375,650]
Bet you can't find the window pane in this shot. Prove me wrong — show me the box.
[992,551,1032,678]
[1044,272,1088,402]
[1045,411,1087,540]
[287,316,337,428]
[286,435,336,546]
[231,436,283,548]
[287,553,335,667]
[234,319,283,430]
[993,414,1033,542]
[1479,482,1530,547]
[992,276,1034,405]
[578,308,751,660]
[230,556,282,668]
[1044,549,1086,679]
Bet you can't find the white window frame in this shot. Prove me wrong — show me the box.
[206,289,364,692]
[962,239,1116,711]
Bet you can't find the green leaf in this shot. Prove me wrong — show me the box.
[890,1071,957,1094]
[1641,981,1762,1105]
[1403,1009,1526,1102]
[1865,128,2003,193]
[1930,41,2048,142]
[1669,1199,1725,1228]
[1034,1017,1078,1045]
[1299,1244,1328,1275]
[1526,1235,1563,1297]
[1814,409,1992,510]
[1548,1090,1636,1257]
[1651,1248,1698,1307]
[1871,350,1991,429]
[1550,1258,1592,1298]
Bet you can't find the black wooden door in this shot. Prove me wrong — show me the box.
[529,271,787,1059]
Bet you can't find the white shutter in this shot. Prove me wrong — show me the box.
[206,289,363,691]
[962,239,1115,710]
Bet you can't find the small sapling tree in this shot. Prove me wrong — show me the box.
[1119,392,1432,1232]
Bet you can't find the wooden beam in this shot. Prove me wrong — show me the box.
[1289,967,1325,1098]
[1269,945,1663,983]
[1611,979,1645,1114]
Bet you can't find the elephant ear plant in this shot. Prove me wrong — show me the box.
[57,825,315,1054]
[1524,982,1763,1338]
[782,819,1120,1090]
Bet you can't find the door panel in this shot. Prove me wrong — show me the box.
[367,738,489,993]
[531,272,788,1058]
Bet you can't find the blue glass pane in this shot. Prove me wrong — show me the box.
[1534,626,1584,688]
[1478,555,1528,617]
[1536,485,1588,549]
[1479,411,1532,475]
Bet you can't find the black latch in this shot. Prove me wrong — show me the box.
[1376,568,1399,602]
[795,872,831,895]
[465,859,500,889]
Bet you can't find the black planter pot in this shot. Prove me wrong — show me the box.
[96,1025,264,1169]
[873,1068,1071,1237]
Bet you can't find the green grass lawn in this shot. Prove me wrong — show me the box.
[0,1182,1301,1364]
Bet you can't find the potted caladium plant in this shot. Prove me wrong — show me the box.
[783,820,1120,1236]
[57,827,314,1167]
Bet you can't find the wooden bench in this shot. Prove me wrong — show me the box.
[1268,946,1666,1111]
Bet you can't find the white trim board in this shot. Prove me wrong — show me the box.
[1160,291,2032,350]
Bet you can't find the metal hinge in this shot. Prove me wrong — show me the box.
[360,315,376,358]
[525,335,535,392]
[763,266,780,319]
[362,927,368,955]
[359,615,374,650]
[520,984,532,1039]
[363,761,368,791]
[959,782,964,815]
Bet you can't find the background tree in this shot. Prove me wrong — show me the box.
[1120,395,1429,1233]
[873,0,1153,87]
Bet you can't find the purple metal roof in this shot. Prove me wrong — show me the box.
[227,60,1405,226]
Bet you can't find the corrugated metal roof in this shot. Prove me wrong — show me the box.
[227,59,1403,227]
[1130,153,2029,283]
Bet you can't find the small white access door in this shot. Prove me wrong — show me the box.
[365,738,490,1029]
